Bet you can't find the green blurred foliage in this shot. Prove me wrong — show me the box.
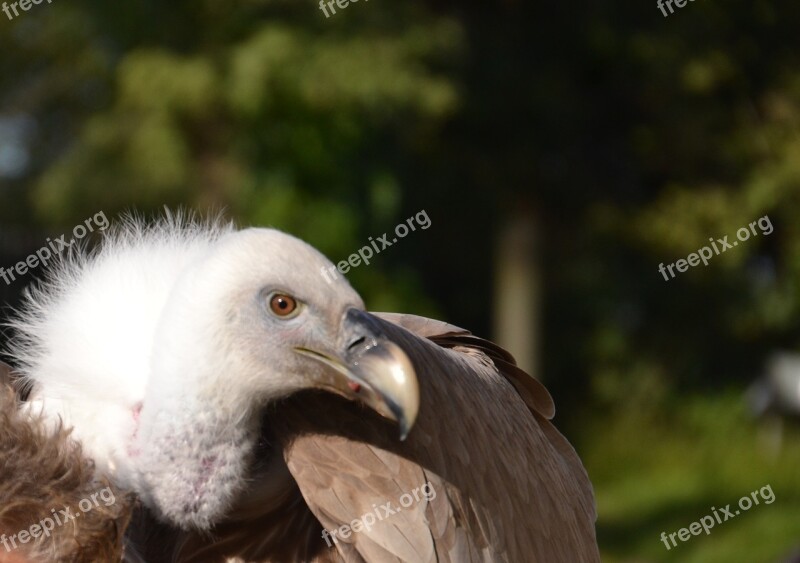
[0,1,461,312]
[583,392,800,562]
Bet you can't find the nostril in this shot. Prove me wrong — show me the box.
[347,336,366,352]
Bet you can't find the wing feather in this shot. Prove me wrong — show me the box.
[276,312,599,562]
[373,312,556,419]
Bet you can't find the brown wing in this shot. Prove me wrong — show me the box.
[0,361,132,563]
[373,312,556,419]
[274,312,599,563]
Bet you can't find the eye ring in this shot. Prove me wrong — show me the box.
[267,293,300,319]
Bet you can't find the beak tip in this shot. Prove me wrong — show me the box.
[349,337,420,440]
[386,392,418,441]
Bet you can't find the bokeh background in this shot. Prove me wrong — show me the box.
[2,1,800,561]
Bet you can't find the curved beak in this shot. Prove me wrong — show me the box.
[294,309,419,439]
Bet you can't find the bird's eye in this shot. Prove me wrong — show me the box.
[268,293,299,318]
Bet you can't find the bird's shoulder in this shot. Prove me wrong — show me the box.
[278,312,598,563]
[372,312,556,419]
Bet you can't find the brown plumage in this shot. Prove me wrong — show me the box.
[126,313,599,562]
[0,361,132,563]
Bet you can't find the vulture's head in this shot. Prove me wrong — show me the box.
[12,224,419,531]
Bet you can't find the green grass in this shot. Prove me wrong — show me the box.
[579,391,800,563]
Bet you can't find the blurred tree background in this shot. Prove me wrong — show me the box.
[2,0,800,560]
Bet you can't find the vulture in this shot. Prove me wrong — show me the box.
[3,215,600,562]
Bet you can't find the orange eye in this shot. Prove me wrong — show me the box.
[269,293,298,317]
